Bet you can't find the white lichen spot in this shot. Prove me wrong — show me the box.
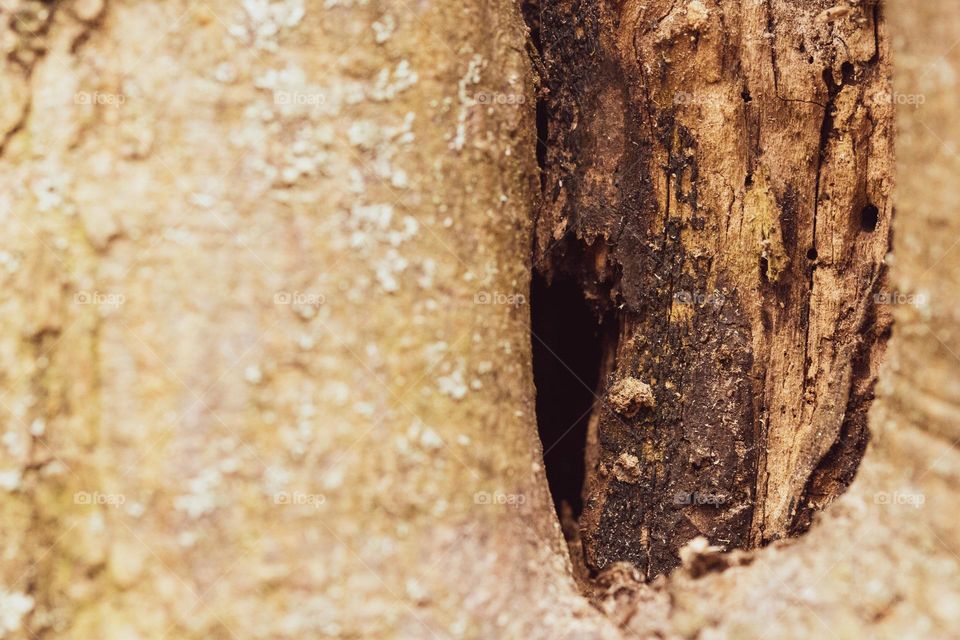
[230,0,306,52]
[416,258,436,289]
[295,303,318,320]
[372,14,395,44]
[419,427,444,451]
[347,120,380,149]
[369,60,418,102]
[0,251,21,274]
[387,216,419,247]
[349,203,394,244]
[162,226,201,247]
[220,457,241,474]
[31,172,71,213]
[374,248,408,293]
[2,431,26,459]
[0,590,34,634]
[29,418,45,437]
[0,469,22,492]
[324,0,368,7]
[189,192,216,209]
[353,402,376,416]
[437,369,468,400]
[178,531,198,548]
[325,380,351,406]
[346,113,415,192]
[263,465,293,494]
[173,469,222,519]
[276,125,332,187]
[405,579,428,604]
[348,168,365,193]
[40,461,67,478]
[125,501,146,518]
[424,341,448,362]
[390,167,409,189]
[322,467,344,490]
[450,54,487,151]
[214,62,238,84]
[244,364,264,385]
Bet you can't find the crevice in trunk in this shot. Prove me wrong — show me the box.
[531,272,615,522]
[523,0,890,590]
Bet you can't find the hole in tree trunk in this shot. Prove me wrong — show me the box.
[523,0,889,594]
[860,204,879,232]
[531,273,608,521]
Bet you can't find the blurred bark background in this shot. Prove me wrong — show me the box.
[0,0,956,638]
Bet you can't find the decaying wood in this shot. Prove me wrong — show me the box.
[618,5,960,635]
[533,0,893,578]
[0,0,958,637]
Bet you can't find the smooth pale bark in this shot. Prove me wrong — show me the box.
[0,1,614,637]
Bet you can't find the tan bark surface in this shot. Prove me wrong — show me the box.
[0,1,614,637]
[0,0,957,638]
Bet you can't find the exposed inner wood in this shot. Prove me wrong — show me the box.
[529,0,893,579]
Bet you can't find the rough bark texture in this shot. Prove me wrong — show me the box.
[533,0,894,578]
[618,4,960,635]
[0,0,617,637]
[0,0,958,638]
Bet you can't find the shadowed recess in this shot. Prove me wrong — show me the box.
[531,273,605,520]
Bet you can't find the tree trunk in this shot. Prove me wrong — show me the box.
[0,0,957,638]
[0,0,613,637]
[533,0,893,579]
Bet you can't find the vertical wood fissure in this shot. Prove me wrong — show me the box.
[527,0,893,580]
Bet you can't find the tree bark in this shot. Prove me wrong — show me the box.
[626,3,960,636]
[534,0,893,579]
[0,0,614,637]
[0,0,957,638]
